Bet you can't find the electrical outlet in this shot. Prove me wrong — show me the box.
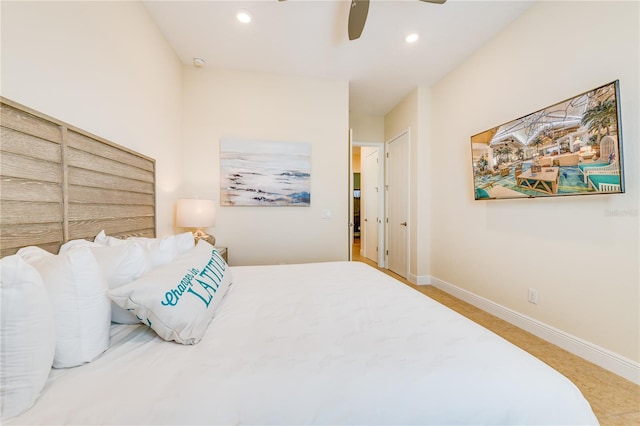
[528,288,538,304]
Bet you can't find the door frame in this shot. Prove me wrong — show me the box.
[353,141,385,267]
[348,129,354,261]
[384,129,411,278]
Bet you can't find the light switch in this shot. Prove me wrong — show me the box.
[321,209,331,219]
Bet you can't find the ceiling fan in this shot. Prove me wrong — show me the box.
[348,0,447,41]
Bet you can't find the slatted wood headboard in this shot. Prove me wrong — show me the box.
[0,98,156,257]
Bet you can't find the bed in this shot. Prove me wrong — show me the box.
[1,99,598,425]
[4,259,596,425]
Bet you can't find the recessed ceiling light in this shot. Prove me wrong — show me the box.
[405,33,419,44]
[237,10,252,24]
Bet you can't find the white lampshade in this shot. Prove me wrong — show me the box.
[176,199,216,228]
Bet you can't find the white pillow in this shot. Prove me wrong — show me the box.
[60,239,152,324]
[58,238,95,254]
[94,230,127,246]
[110,242,232,345]
[95,231,195,269]
[18,246,110,368]
[127,234,178,268]
[94,244,152,324]
[61,239,149,285]
[0,255,55,421]
[175,232,196,254]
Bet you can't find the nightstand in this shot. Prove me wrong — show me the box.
[215,247,228,263]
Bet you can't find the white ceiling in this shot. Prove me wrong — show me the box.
[143,0,534,116]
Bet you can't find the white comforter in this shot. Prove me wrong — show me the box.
[11,262,598,425]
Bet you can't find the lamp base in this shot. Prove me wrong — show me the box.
[193,228,215,246]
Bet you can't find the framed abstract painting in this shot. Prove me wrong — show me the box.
[220,139,311,206]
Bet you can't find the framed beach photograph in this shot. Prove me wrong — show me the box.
[220,139,311,206]
[471,80,625,200]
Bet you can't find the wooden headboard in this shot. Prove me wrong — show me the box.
[0,98,156,257]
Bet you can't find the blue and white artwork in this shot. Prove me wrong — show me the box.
[220,139,311,206]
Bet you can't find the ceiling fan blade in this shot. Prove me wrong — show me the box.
[419,0,447,3]
[348,0,369,41]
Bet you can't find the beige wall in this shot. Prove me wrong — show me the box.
[350,112,384,143]
[384,87,433,282]
[417,87,432,280]
[429,1,639,363]
[181,68,350,265]
[0,1,184,236]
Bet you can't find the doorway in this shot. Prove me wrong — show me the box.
[351,142,384,267]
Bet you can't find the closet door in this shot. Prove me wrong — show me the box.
[386,131,409,278]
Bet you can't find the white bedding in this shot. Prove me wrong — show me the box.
[10,262,597,425]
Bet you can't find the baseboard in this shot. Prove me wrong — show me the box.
[430,276,640,385]
[409,273,431,285]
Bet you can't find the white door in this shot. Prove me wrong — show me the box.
[386,131,409,278]
[362,147,380,263]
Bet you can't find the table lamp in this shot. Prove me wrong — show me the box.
[176,198,216,245]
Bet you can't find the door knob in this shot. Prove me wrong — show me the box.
[400,222,407,226]
[364,218,368,222]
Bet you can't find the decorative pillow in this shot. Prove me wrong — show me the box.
[0,255,55,421]
[18,246,110,368]
[109,241,232,345]
[60,239,152,324]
